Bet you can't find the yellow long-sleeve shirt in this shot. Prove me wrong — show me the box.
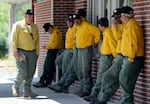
[76,21,100,48]
[100,27,117,58]
[121,18,144,63]
[65,26,76,49]
[11,19,40,55]
[111,24,125,53]
[45,27,62,50]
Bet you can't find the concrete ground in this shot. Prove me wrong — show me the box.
[0,76,120,104]
[0,62,119,104]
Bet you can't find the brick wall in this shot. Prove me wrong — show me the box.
[34,0,52,76]
[53,0,75,48]
[75,0,87,12]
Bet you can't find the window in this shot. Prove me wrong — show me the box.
[35,0,47,3]
[119,0,132,7]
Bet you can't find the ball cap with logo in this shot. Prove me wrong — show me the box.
[25,9,34,15]
[112,8,121,18]
[67,15,74,21]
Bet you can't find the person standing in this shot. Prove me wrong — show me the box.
[33,23,62,88]
[11,9,39,98]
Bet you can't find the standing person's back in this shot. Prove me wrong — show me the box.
[11,9,40,98]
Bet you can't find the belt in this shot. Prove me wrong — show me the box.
[17,48,35,52]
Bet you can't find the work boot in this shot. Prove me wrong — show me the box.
[62,86,69,93]
[77,91,90,97]
[32,82,47,88]
[48,84,63,92]
[23,92,38,98]
[84,95,97,101]
[12,85,20,97]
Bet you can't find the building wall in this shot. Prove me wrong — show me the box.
[75,0,87,12]
[34,0,52,76]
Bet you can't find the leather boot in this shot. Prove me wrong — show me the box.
[23,92,38,98]
[12,85,20,97]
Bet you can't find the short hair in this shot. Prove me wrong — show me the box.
[78,9,86,18]
[98,17,109,27]
[43,23,53,32]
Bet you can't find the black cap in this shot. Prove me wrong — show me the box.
[43,23,53,32]
[73,14,81,19]
[67,15,74,21]
[121,6,133,15]
[25,9,34,15]
[112,8,121,17]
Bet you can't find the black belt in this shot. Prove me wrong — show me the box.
[17,48,35,52]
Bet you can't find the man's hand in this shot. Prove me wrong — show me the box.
[112,18,118,25]
[13,51,20,60]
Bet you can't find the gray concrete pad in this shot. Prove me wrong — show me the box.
[0,76,119,104]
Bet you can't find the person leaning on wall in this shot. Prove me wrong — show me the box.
[118,6,144,104]
[33,22,62,88]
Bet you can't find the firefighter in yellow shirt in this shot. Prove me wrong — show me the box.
[55,15,76,76]
[119,6,144,104]
[88,8,125,104]
[48,15,78,93]
[11,9,39,98]
[85,17,117,104]
[33,23,62,88]
[72,14,100,97]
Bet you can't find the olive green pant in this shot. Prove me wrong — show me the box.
[14,50,37,93]
[55,49,73,75]
[76,46,93,93]
[91,54,113,97]
[98,54,123,101]
[119,57,144,104]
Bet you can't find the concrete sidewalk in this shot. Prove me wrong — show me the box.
[0,77,120,104]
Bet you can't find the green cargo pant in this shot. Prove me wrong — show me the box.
[119,57,144,104]
[58,57,78,87]
[55,49,73,75]
[76,46,93,93]
[14,50,37,93]
[91,54,113,97]
[98,54,123,101]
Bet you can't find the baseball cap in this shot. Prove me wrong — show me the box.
[25,9,34,15]
[121,6,134,17]
[73,14,81,19]
[67,15,74,21]
[112,8,121,17]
